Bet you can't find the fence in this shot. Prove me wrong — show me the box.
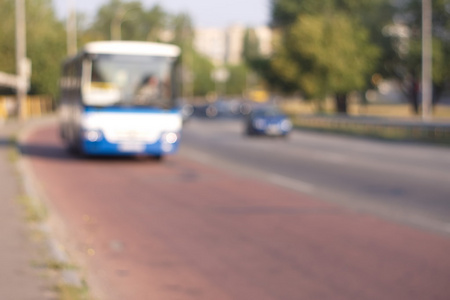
[0,95,53,120]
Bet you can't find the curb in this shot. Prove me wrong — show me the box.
[16,116,84,289]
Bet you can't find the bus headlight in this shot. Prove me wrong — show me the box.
[162,132,178,144]
[84,130,102,142]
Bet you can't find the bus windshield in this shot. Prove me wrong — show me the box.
[83,54,176,108]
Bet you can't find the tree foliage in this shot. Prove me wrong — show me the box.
[225,64,247,96]
[0,0,66,97]
[85,0,215,98]
[271,0,386,28]
[169,13,195,48]
[268,0,450,114]
[0,0,16,75]
[388,0,450,111]
[87,0,196,46]
[272,13,379,100]
[88,0,149,41]
[191,52,215,97]
[267,0,383,112]
[242,28,260,62]
[26,0,66,97]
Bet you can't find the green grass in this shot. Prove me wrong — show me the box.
[55,282,91,300]
[7,135,19,162]
[46,260,79,271]
[279,99,450,145]
[291,116,450,145]
[17,195,48,223]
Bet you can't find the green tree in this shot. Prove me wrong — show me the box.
[26,0,66,97]
[387,0,450,113]
[271,0,450,114]
[142,5,167,41]
[191,52,215,97]
[242,28,260,62]
[225,64,247,96]
[86,1,214,98]
[168,13,211,98]
[88,0,170,42]
[0,0,66,98]
[89,0,147,40]
[268,0,383,113]
[169,13,195,47]
[272,13,379,111]
[0,0,16,76]
[271,0,384,28]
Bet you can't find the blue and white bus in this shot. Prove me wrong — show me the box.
[59,41,182,159]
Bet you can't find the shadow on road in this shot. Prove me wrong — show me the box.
[0,138,12,149]
[19,142,74,161]
[19,141,165,164]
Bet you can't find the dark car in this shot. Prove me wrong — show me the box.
[176,98,194,123]
[245,106,292,136]
[194,99,248,119]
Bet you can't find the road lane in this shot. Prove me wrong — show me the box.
[23,121,450,300]
[180,119,450,234]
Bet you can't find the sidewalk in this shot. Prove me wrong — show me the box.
[0,118,56,300]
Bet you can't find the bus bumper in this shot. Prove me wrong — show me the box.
[81,139,180,156]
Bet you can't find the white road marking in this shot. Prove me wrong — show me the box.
[268,174,316,193]
[312,151,348,164]
[181,120,450,235]
[444,223,450,234]
[180,147,316,195]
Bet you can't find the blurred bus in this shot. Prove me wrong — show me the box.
[59,41,182,159]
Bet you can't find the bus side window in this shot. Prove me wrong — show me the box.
[91,63,101,82]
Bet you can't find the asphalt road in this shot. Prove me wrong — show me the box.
[22,119,450,300]
[181,118,450,235]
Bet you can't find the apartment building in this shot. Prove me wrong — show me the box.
[194,24,272,66]
[194,27,227,65]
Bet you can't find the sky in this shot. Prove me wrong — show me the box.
[53,0,271,28]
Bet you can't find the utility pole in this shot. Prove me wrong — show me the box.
[67,0,77,56]
[15,0,27,121]
[422,0,432,121]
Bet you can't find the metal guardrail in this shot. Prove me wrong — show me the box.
[292,114,450,145]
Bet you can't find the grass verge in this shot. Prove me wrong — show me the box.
[17,195,48,223]
[7,135,19,162]
[291,115,450,146]
[55,283,90,300]
[8,133,94,300]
